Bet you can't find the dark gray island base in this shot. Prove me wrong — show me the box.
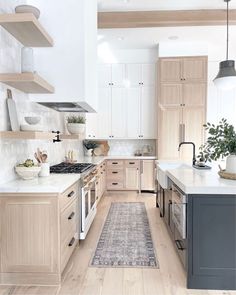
[187,194,236,290]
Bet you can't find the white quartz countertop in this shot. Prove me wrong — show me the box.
[0,156,156,194]
[0,174,81,194]
[166,165,236,195]
[78,155,157,165]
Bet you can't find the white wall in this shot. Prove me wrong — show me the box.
[98,48,159,64]
[0,0,83,185]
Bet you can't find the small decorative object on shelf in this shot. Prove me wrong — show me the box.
[15,159,41,180]
[15,5,41,19]
[6,89,20,131]
[67,115,86,135]
[83,140,99,156]
[198,118,236,174]
[21,47,34,73]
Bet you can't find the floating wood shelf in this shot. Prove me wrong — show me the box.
[0,13,53,47]
[60,134,84,140]
[0,131,55,140]
[0,73,54,93]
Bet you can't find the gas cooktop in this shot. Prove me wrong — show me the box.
[50,162,95,174]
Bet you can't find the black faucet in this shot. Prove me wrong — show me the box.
[178,142,196,166]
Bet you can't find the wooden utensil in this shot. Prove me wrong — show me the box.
[6,89,20,131]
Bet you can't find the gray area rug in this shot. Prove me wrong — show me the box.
[90,202,158,268]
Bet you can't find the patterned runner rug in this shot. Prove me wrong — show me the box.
[90,202,158,268]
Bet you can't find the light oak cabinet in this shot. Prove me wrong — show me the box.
[0,182,79,285]
[106,159,155,192]
[158,56,207,161]
[96,161,106,204]
[140,160,156,191]
[159,56,207,83]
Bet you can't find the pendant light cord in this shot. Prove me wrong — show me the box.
[226,0,229,60]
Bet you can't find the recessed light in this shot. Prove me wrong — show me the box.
[168,36,179,40]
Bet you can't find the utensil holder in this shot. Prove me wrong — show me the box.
[39,163,50,177]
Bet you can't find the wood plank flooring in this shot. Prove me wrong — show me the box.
[3,191,236,295]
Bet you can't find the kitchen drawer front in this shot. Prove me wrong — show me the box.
[60,199,77,245]
[60,183,78,212]
[107,180,124,190]
[61,232,77,272]
[107,160,124,168]
[107,168,124,180]
[124,160,140,168]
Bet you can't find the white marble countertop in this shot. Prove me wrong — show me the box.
[0,174,81,194]
[166,165,236,195]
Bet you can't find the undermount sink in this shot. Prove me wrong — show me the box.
[156,162,191,189]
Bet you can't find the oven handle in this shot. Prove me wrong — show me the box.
[175,239,185,251]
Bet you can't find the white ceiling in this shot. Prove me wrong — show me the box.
[98,0,236,12]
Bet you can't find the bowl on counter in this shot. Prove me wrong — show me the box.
[15,166,41,180]
[24,116,41,125]
[15,5,40,19]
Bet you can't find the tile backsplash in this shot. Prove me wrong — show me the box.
[107,140,156,156]
[0,0,83,185]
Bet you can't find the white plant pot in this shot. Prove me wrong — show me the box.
[67,123,85,135]
[226,154,236,173]
[39,163,50,177]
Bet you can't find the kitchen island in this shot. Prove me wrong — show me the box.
[158,163,236,291]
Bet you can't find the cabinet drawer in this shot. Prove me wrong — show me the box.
[61,199,77,245]
[107,168,124,180]
[60,183,78,211]
[107,160,124,168]
[125,160,140,168]
[107,180,124,190]
[61,233,77,272]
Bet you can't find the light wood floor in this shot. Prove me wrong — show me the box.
[1,191,236,295]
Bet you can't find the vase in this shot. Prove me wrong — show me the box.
[67,123,85,135]
[39,163,50,177]
[21,47,34,73]
[226,154,236,174]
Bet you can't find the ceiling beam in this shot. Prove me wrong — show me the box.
[98,9,236,29]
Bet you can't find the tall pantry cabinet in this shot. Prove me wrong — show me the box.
[157,56,207,160]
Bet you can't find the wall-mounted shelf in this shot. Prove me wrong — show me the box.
[0,73,54,93]
[0,131,55,140]
[60,134,84,140]
[0,13,53,47]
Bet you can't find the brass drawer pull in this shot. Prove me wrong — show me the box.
[112,183,118,185]
[112,171,118,174]
[68,212,75,220]
[68,237,75,247]
[129,162,135,164]
[67,191,75,198]
[112,162,118,164]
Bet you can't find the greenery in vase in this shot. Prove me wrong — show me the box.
[67,115,86,124]
[198,118,236,162]
[83,140,98,150]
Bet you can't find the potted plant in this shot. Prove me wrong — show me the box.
[83,140,98,156]
[198,118,236,173]
[67,115,86,135]
[15,159,41,180]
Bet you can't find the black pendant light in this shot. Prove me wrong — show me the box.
[213,0,236,90]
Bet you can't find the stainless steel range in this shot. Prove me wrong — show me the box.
[50,162,98,239]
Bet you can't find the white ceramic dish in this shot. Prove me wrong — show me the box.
[20,124,44,132]
[15,166,41,180]
[24,116,41,125]
[15,5,40,19]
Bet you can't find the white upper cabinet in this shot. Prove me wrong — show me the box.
[127,88,140,139]
[86,113,98,139]
[111,88,126,138]
[98,64,125,87]
[126,64,156,87]
[97,88,112,139]
[140,86,157,139]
